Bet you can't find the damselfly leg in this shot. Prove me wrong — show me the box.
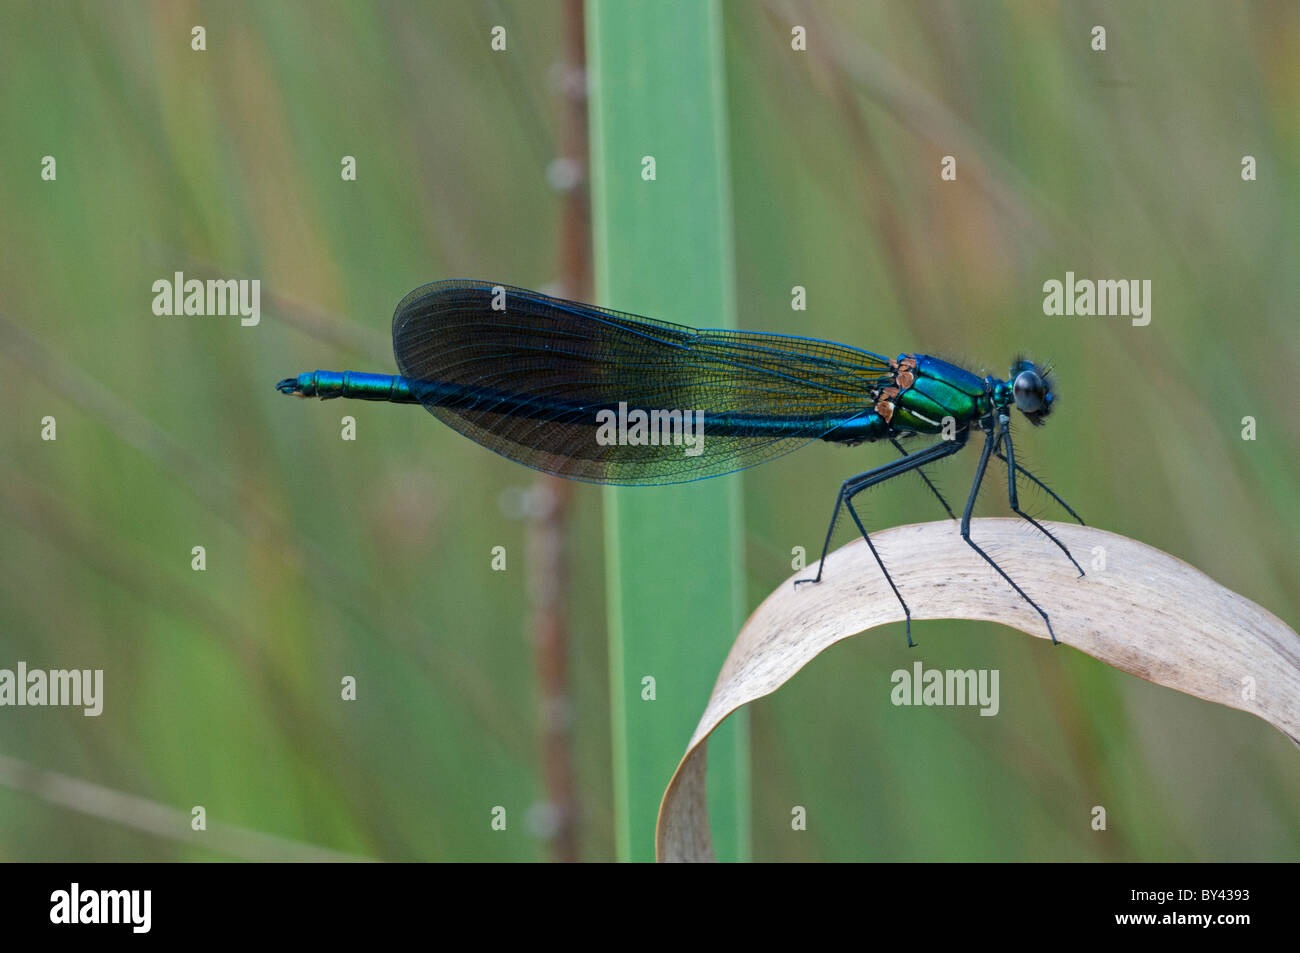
[961,415,1060,644]
[994,432,1085,526]
[796,429,970,646]
[998,427,1085,577]
[890,437,956,519]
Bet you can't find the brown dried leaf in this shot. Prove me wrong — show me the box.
[656,519,1300,862]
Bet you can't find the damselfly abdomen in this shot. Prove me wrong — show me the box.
[277,280,1084,645]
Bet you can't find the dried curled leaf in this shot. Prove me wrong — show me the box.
[656,519,1300,862]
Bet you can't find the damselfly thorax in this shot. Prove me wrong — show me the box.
[827,354,999,445]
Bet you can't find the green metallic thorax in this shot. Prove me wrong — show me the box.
[892,355,992,435]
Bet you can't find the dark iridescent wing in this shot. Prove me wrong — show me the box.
[391,280,893,485]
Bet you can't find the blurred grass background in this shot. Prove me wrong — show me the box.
[0,0,1296,861]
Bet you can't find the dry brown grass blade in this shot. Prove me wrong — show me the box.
[656,519,1300,862]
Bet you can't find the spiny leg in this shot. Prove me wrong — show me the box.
[994,433,1084,525]
[796,431,970,646]
[796,433,968,586]
[961,417,1060,645]
[842,494,916,646]
[890,437,956,519]
[999,428,1085,577]
[803,471,922,645]
[798,480,851,587]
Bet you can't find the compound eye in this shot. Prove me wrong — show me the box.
[1013,370,1045,414]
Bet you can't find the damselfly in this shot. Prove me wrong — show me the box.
[277,280,1084,645]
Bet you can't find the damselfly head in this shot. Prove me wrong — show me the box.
[1009,358,1054,426]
